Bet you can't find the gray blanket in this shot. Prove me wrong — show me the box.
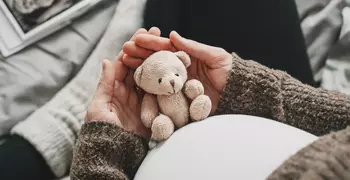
[296,0,350,95]
[0,0,117,136]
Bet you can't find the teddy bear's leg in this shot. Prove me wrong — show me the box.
[190,95,212,121]
[184,79,204,100]
[141,93,159,128]
[151,114,175,141]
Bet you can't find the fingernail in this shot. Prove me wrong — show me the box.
[102,60,106,71]
[102,59,109,71]
[122,54,127,61]
[172,30,178,35]
[149,27,156,31]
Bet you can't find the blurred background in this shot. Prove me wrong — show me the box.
[0,0,349,179]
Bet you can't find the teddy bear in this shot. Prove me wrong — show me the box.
[134,50,212,145]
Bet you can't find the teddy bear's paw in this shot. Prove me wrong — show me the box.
[190,95,212,121]
[151,114,175,141]
[184,79,204,100]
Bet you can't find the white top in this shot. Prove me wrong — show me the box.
[135,115,318,180]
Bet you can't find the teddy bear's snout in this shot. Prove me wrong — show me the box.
[170,79,175,87]
[160,75,185,95]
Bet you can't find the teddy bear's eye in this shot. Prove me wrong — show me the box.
[158,78,162,84]
[175,73,179,77]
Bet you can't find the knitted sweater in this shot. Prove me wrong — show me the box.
[70,53,350,179]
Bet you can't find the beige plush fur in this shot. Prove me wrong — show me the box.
[134,51,212,142]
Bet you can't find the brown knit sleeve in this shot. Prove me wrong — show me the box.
[267,127,350,180]
[70,121,148,180]
[216,53,350,136]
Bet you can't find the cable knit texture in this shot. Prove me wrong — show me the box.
[70,122,148,180]
[216,53,350,136]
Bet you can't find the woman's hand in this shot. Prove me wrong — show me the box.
[122,30,232,113]
[85,28,161,138]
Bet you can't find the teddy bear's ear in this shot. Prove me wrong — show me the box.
[175,51,191,68]
[134,66,143,86]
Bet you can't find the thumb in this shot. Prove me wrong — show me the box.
[94,59,115,103]
[170,31,227,67]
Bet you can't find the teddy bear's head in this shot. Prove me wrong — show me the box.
[134,51,191,95]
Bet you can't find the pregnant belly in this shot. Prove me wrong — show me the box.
[135,115,318,180]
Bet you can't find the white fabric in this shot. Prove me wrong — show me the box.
[11,0,147,178]
[135,115,317,180]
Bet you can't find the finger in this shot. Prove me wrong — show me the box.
[115,50,124,62]
[114,60,128,81]
[136,87,145,103]
[131,28,148,41]
[135,34,177,52]
[116,28,148,61]
[148,27,161,36]
[170,31,227,67]
[122,54,143,69]
[121,28,158,59]
[124,71,135,103]
[122,41,154,59]
[94,59,115,103]
[113,81,127,104]
[125,70,135,88]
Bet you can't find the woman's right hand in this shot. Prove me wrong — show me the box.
[85,28,161,139]
[122,30,233,113]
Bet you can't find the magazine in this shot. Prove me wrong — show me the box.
[0,0,104,57]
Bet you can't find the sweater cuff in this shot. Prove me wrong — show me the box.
[71,121,148,180]
[216,53,285,120]
[11,108,79,178]
[82,121,149,173]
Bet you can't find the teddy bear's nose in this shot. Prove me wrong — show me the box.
[170,79,175,87]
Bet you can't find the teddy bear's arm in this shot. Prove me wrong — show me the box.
[184,79,204,100]
[141,93,159,128]
[184,79,212,121]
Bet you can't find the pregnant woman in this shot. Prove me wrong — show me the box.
[70,28,350,180]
